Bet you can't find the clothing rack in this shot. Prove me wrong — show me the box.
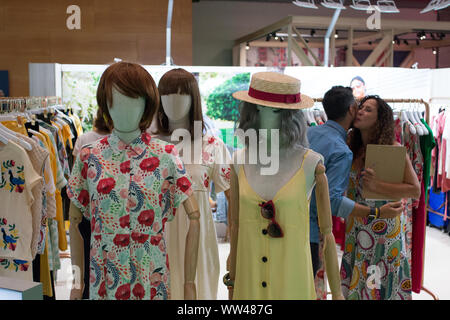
[313,97,438,300]
[312,98,430,125]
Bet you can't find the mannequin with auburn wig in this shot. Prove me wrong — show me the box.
[68,62,201,300]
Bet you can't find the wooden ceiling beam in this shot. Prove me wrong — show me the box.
[234,16,292,45]
[362,32,393,66]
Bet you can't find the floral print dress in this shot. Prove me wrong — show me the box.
[68,132,193,300]
[340,164,412,300]
[164,134,231,300]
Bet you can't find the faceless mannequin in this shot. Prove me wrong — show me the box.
[155,92,231,300]
[161,93,191,133]
[228,104,344,300]
[69,90,201,300]
[109,87,145,144]
[240,105,307,201]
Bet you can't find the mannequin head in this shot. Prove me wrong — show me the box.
[238,101,308,149]
[155,68,205,136]
[97,62,159,133]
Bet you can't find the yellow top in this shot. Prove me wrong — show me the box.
[234,149,322,300]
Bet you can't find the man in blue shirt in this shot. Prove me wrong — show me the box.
[308,86,402,277]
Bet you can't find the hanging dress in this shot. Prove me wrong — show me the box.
[340,164,412,300]
[233,149,323,300]
[165,134,231,300]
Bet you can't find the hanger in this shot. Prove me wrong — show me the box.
[400,109,417,136]
[313,109,323,125]
[0,123,32,151]
[320,109,328,123]
[403,102,422,136]
[307,109,317,126]
[414,102,428,135]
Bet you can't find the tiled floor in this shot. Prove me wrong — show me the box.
[55,226,450,300]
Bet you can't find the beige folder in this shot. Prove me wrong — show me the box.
[363,144,406,201]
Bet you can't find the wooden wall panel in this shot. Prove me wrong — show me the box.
[0,0,192,96]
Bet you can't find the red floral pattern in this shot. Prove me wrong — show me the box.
[138,210,154,227]
[97,178,116,195]
[120,160,131,174]
[132,283,145,299]
[119,215,130,228]
[140,157,160,172]
[67,132,193,300]
[77,189,90,207]
[164,133,232,300]
[176,176,191,193]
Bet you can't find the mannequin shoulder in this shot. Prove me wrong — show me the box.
[305,148,325,163]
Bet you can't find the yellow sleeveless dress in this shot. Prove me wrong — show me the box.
[233,149,323,300]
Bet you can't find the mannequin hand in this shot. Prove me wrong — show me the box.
[379,201,403,219]
[184,282,197,300]
[361,168,379,193]
[70,285,84,300]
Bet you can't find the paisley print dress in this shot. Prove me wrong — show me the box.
[340,165,412,300]
[68,132,193,300]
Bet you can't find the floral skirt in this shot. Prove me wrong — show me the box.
[340,215,412,300]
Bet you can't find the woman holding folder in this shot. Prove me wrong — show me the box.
[341,95,420,300]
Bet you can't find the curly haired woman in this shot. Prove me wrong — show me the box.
[340,95,420,300]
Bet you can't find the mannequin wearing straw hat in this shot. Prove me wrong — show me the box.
[225,72,344,300]
[151,68,232,300]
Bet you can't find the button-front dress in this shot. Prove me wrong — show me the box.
[233,149,323,299]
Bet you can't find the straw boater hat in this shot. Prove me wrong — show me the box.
[232,72,314,110]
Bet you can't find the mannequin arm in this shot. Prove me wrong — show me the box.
[227,165,239,300]
[68,202,85,300]
[182,195,200,300]
[224,189,231,241]
[315,163,344,300]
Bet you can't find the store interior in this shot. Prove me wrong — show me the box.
[1,0,450,301]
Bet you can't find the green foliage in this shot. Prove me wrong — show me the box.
[206,73,250,122]
[62,71,101,133]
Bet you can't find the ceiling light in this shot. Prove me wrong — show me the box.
[292,0,318,9]
[421,0,450,14]
[350,0,372,10]
[376,0,400,13]
[320,0,346,10]
[245,42,250,50]
[433,48,437,55]
[334,31,339,38]
[435,0,450,10]
[310,29,316,37]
